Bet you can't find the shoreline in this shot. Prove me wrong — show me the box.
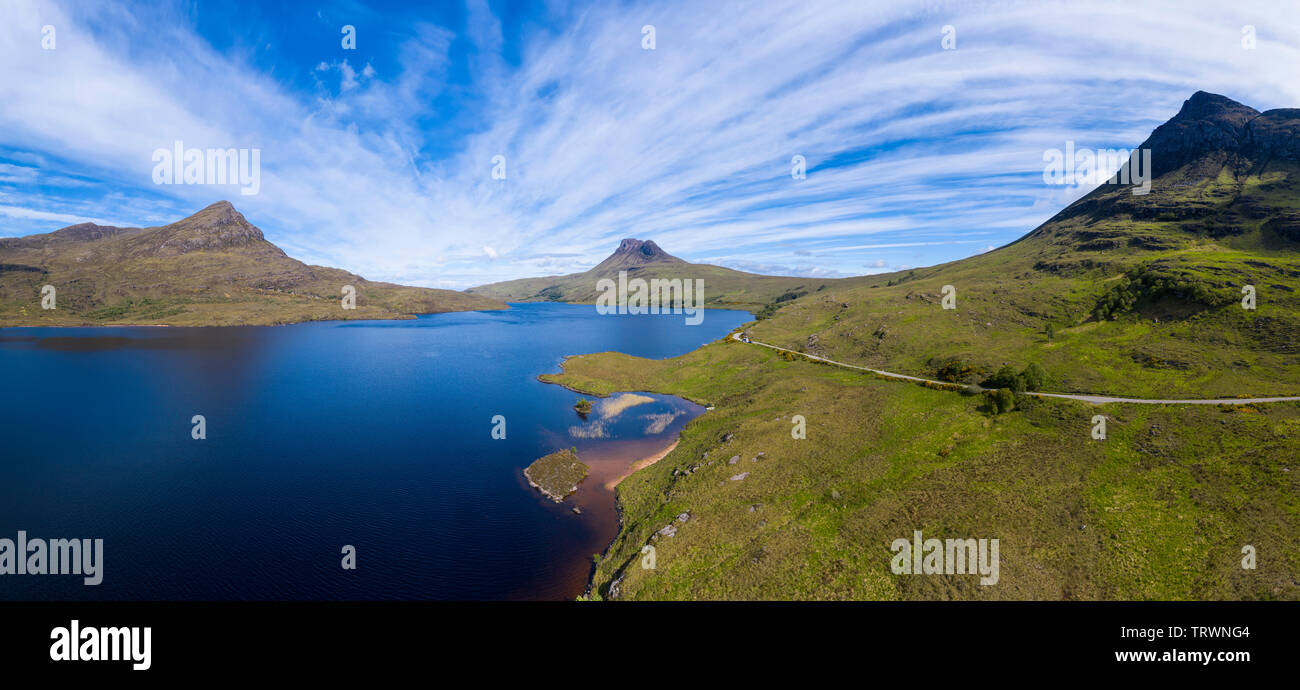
[0,305,511,330]
[606,440,678,490]
[533,387,705,600]
[563,431,687,601]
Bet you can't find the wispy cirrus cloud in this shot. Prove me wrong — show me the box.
[1,0,1297,287]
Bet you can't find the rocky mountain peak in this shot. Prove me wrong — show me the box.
[155,200,267,255]
[614,238,669,260]
[1139,91,1261,177]
[592,238,686,272]
[177,200,255,232]
[1030,91,1300,247]
[1174,91,1260,125]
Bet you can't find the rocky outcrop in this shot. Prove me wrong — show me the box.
[1121,92,1300,179]
[1240,108,1300,162]
[1024,91,1300,245]
[589,238,687,273]
[150,201,275,256]
[1139,91,1260,178]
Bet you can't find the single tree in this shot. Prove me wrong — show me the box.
[1021,362,1047,391]
[995,387,1015,414]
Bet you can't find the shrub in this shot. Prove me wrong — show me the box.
[1091,264,1236,320]
[981,363,1048,393]
[982,365,1026,393]
[1021,362,1047,391]
[773,288,807,303]
[936,358,981,383]
[989,387,1015,414]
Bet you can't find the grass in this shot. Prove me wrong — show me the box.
[543,335,1300,600]
[0,285,491,327]
[735,158,1300,399]
[746,249,1300,401]
[529,153,1300,600]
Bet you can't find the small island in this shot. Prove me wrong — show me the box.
[574,398,593,416]
[523,447,589,503]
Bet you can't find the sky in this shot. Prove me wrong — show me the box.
[1,0,1298,289]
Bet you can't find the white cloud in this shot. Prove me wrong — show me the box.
[0,204,122,226]
[1,0,1298,287]
[714,259,853,278]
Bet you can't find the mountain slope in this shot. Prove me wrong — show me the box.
[744,91,1300,399]
[0,201,505,326]
[468,238,847,311]
[1025,90,1300,254]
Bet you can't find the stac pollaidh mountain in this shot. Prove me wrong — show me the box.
[469,238,844,312]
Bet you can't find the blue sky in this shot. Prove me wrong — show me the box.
[2,0,1298,288]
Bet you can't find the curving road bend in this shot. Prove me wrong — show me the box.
[730,332,1300,406]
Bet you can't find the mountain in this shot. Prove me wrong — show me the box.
[1027,90,1300,253]
[468,237,843,311]
[736,91,1300,400]
[591,238,686,271]
[0,201,505,326]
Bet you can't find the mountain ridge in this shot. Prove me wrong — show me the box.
[468,238,844,310]
[0,201,505,326]
[589,238,686,273]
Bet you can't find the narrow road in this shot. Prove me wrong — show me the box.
[731,332,1300,406]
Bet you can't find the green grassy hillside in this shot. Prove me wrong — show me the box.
[743,96,1300,399]
[546,336,1300,600]
[745,192,1300,399]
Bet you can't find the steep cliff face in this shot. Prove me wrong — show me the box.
[1139,91,1261,178]
[1134,91,1300,176]
[1241,108,1300,161]
[1027,92,1300,251]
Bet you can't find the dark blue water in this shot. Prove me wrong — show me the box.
[0,303,749,600]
